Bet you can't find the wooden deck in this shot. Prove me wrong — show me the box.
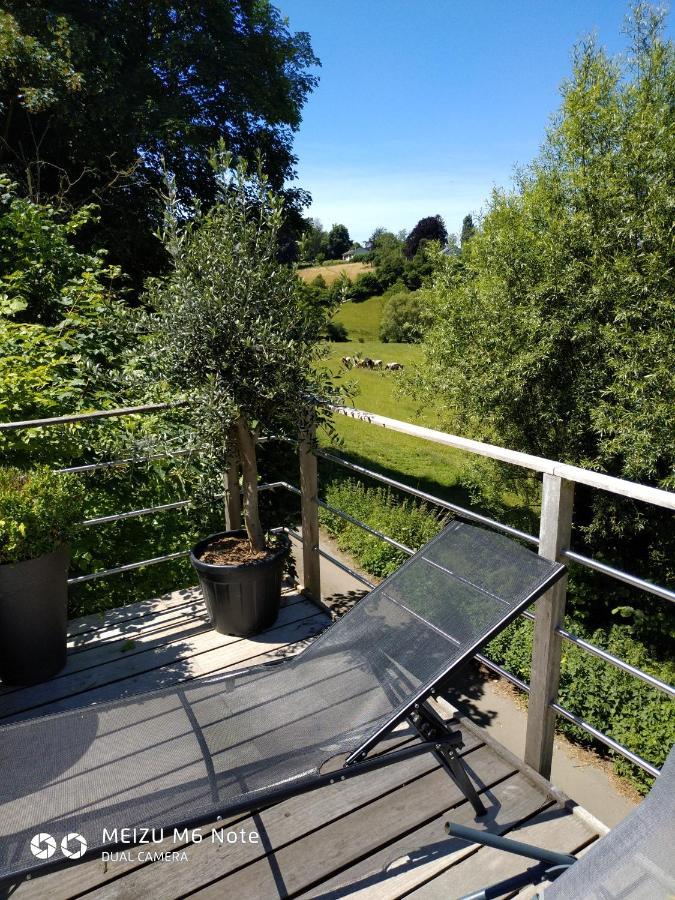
[0,583,604,900]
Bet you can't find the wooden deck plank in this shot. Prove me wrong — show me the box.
[169,745,515,900]
[407,805,598,899]
[11,729,478,900]
[0,583,603,900]
[2,594,304,698]
[299,771,553,899]
[67,587,204,642]
[0,600,327,721]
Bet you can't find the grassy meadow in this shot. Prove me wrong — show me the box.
[299,261,372,284]
[319,296,472,505]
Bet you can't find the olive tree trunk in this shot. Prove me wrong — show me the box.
[235,416,265,551]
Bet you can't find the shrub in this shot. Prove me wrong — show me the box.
[319,477,445,578]
[486,617,675,794]
[379,290,425,343]
[0,466,86,564]
[325,319,348,342]
[349,271,381,302]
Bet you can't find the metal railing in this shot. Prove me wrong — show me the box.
[299,406,674,780]
[2,401,673,782]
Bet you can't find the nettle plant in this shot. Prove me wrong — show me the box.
[146,149,335,552]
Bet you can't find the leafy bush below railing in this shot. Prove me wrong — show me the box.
[319,478,446,578]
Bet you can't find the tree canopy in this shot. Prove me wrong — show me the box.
[326,223,351,259]
[414,6,674,603]
[0,1,319,284]
[404,214,447,258]
[460,214,476,247]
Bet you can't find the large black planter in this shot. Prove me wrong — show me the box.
[0,545,69,686]
[190,530,290,637]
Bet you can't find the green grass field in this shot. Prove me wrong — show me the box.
[332,295,384,341]
[320,299,471,504]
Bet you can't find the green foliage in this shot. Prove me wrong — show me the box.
[486,615,675,793]
[0,10,81,117]
[0,466,85,564]
[349,271,382,302]
[414,7,675,592]
[144,151,336,521]
[1,1,318,283]
[0,177,133,466]
[0,175,120,326]
[319,477,446,578]
[460,214,476,247]
[325,319,348,342]
[297,218,328,263]
[379,290,425,343]
[326,223,351,259]
[404,215,448,259]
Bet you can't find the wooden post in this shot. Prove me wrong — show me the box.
[299,423,321,602]
[524,474,574,779]
[224,456,241,531]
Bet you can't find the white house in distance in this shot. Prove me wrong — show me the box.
[342,244,371,261]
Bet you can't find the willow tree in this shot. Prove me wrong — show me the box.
[413,5,674,627]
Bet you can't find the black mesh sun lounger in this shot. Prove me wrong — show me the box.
[0,521,564,883]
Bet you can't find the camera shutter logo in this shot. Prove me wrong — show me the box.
[30,833,57,860]
[61,832,88,859]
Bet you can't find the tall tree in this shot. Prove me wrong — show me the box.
[0,2,319,285]
[404,214,447,258]
[415,6,674,618]
[460,214,476,247]
[326,223,350,259]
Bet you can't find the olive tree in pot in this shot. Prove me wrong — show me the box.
[146,151,334,636]
[0,467,85,685]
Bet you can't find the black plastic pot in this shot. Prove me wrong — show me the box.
[190,530,290,637]
[0,545,69,686]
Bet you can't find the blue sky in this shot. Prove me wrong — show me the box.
[279,1,669,243]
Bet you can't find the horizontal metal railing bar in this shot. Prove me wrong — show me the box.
[55,449,193,475]
[317,449,539,545]
[555,626,675,698]
[82,499,195,527]
[79,482,286,527]
[57,438,275,476]
[330,405,675,511]
[68,550,190,585]
[284,526,377,590]
[550,701,660,777]
[474,654,531,693]
[562,549,675,604]
[316,497,415,555]
[72,482,289,580]
[0,402,178,432]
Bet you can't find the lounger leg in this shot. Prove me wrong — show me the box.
[411,703,487,817]
[437,745,487,818]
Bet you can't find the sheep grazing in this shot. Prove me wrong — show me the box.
[385,362,404,371]
[373,359,383,369]
[341,356,353,368]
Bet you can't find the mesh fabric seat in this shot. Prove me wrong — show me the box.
[0,521,564,881]
[544,743,675,899]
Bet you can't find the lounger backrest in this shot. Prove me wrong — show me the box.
[293,520,565,753]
